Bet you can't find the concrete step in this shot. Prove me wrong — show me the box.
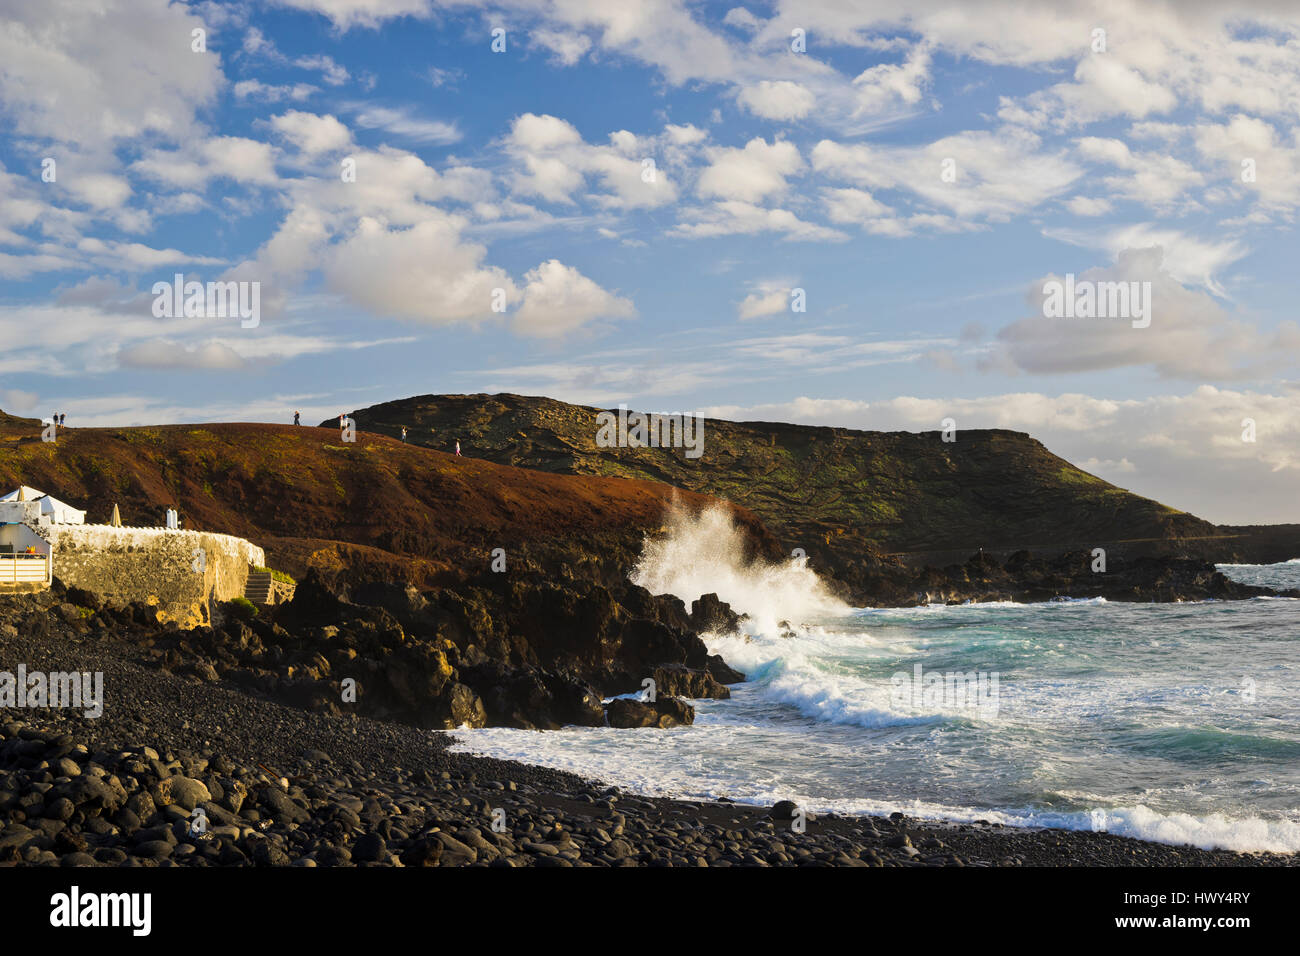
[245,571,275,606]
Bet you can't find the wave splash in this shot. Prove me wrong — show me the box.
[630,502,847,634]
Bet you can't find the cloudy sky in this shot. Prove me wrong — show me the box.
[2,0,1299,523]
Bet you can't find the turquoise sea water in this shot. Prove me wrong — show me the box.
[450,509,1300,853]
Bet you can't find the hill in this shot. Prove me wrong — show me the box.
[337,393,1257,590]
[0,416,777,591]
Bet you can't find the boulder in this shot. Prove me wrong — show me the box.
[605,697,694,728]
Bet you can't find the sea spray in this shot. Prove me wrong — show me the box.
[630,502,847,635]
[452,564,1300,854]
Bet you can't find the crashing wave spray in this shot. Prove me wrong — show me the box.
[630,502,847,634]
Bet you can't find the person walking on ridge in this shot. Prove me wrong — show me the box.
[455,439,461,456]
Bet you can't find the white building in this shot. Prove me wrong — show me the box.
[0,486,86,525]
[0,489,59,586]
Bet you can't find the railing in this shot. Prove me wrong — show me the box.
[0,555,49,584]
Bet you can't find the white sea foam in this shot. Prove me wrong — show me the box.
[467,523,1300,856]
[630,501,847,634]
[446,725,1300,853]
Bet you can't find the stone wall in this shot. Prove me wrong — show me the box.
[37,525,265,628]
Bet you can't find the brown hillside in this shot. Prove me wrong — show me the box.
[0,419,778,589]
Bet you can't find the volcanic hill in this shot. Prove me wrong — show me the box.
[337,393,1277,590]
[0,416,777,590]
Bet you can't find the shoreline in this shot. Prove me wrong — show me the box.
[443,733,1298,864]
[1,625,1293,866]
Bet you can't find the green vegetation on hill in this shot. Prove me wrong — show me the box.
[341,394,1223,579]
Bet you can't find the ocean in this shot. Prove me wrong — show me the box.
[449,506,1300,854]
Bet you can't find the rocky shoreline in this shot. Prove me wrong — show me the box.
[1,635,1290,868]
[851,549,1299,607]
[3,568,1298,868]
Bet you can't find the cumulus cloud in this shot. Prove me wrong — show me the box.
[988,247,1300,379]
[512,259,636,337]
[132,137,280,190]
[852,44,931,116]
[505,113,681,209]
[737,81,817,120]
[737,279,795,320]
[532,29,593,65]
[0,0,220,149]
[697,138,803,202]
[270,110,354,155]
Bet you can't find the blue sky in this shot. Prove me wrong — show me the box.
[2,0,1300,522]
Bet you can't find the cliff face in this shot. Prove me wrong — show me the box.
[338,393,1245,593]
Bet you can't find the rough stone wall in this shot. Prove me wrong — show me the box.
[37,525,266,628]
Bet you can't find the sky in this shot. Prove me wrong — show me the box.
[1,0,1299,523]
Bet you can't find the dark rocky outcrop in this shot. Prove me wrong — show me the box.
[10,571,748,732]
[651,665,731,700]
[605,697,695,728]
[859,549,1300,606]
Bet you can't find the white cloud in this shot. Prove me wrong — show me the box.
[1075,136,1204,210]
[532,29,593,65]
[513,259,636,337]
[506,113,681,209]
[737,280,795,320]
[737,81,817,120]
[697,138,803,202]
[988,247,1298,379]
[813,128,1082,222]
[1065,196,1112,216]
[347,104,461,144]
[270,0,432,30]
[117,340,248,370]
[270,111,354,155]
[132,137,280,190]
[321,215,515,326]
[821,186,891,222]
[295,53,350,85]
[1042,223,1247,295]
[0,0,221,149]
[233,79,319,102]
[671,200,848,242]
[852,44,931,116]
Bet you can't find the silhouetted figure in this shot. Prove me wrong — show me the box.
[294,411,300,425]
[58,413,65,426]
